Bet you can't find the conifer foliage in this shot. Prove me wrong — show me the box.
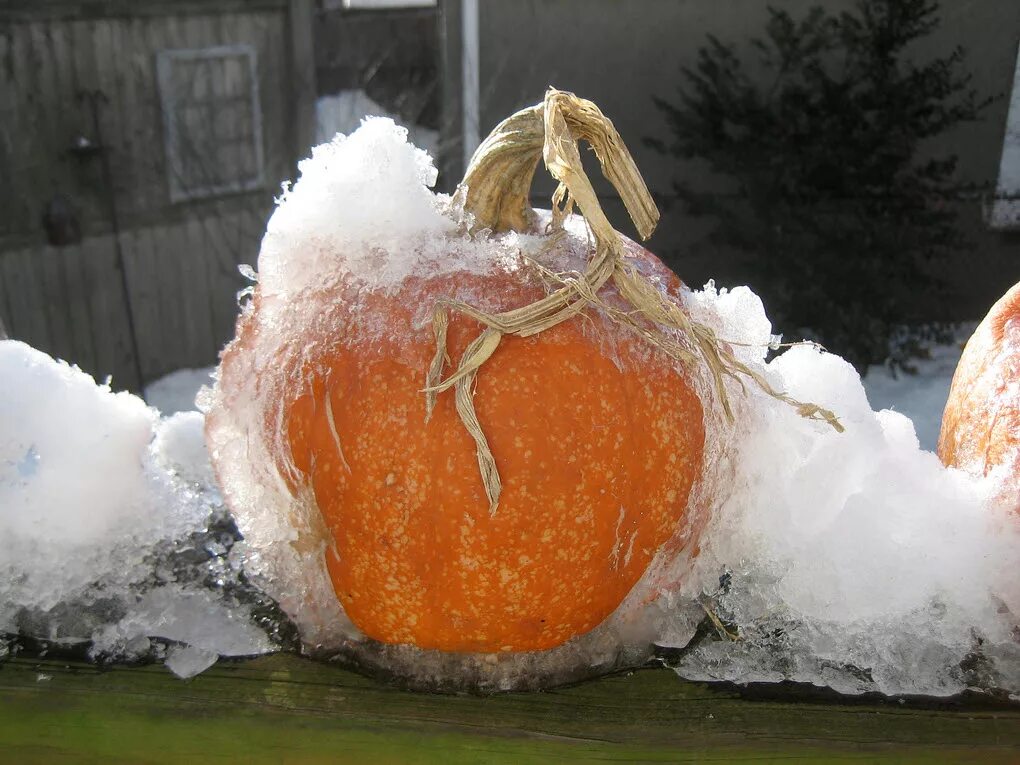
[649,0,989,371]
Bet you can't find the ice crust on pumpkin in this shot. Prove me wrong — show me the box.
[0,342,276,677]
[4,119,1019,697]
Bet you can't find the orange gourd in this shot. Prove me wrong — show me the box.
[939,281,1020,512]
[280,253,704,653]
[207,90,837,679]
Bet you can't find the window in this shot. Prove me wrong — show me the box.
[990,43,1020,230]
[156,45,265,202]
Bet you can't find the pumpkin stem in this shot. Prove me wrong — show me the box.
[426,88,842,513]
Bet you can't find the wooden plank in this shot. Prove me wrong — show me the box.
[161,219,194,376]
[35,246,77,365]
[1,1,288,24]
[76,233,132,389]
[7,23,44,232]
[287,0,317,166]
[58,241,99,376]
[0,654,1017,764]
[26,22,59,205]
[182,214,219,365]
[124,15,156,217]
[1,248,53,354]
[68,17,105,228]
[118,226,158,383]
[0,257,12,340]
[0,28,15,230]
[204,208,251,356]
[0,252,30,343]
[255,7,290,184]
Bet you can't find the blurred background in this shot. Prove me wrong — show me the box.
[0,0,1017,393]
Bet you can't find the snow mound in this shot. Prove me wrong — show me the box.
[670,286,1020,697]
[0,342,277,675]
[258,117,455,298]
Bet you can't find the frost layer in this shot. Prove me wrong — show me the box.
[673,285,1020,697]
[0,342,275,677]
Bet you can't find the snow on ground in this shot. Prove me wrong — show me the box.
[861,332,970,452]
[675,290,1018,697]
[144,367,214,415]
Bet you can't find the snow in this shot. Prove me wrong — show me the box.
[144,367,214,415]
[0,342,275,673]
[258,117,456,300]
[669,287,1020,697]
[4,117,1019,698]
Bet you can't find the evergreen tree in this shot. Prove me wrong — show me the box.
[648,0,990,371]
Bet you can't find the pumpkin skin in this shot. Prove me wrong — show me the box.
[938,281,1020,512]
[269,233,706,654]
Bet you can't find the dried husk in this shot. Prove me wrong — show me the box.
[425,88,842,512]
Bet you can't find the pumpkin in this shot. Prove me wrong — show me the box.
[206,90,839,683]
[938,281,1020,512]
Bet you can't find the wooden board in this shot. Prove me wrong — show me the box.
[1,653,1018,764]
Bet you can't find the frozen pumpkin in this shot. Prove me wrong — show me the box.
[206,89,837,687]
[938,282,1020,511]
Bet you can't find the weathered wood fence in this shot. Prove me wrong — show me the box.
[0,0,316,392]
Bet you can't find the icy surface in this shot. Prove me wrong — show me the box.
[0,342,276,672]
[671,286,1020,697]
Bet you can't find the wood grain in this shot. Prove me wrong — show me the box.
[0,653,1017,764]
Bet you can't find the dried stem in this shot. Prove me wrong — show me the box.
[425,88,842,513]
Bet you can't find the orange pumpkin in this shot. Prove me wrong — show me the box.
[280,246,705,653]
[207,91,829,668]
[939,281,1020,512]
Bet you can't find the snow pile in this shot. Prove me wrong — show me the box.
[0,342,277,677]
[670,286,1020,697]
[257,118,455,300]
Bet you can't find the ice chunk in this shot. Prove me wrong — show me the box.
[165,644,218,679]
